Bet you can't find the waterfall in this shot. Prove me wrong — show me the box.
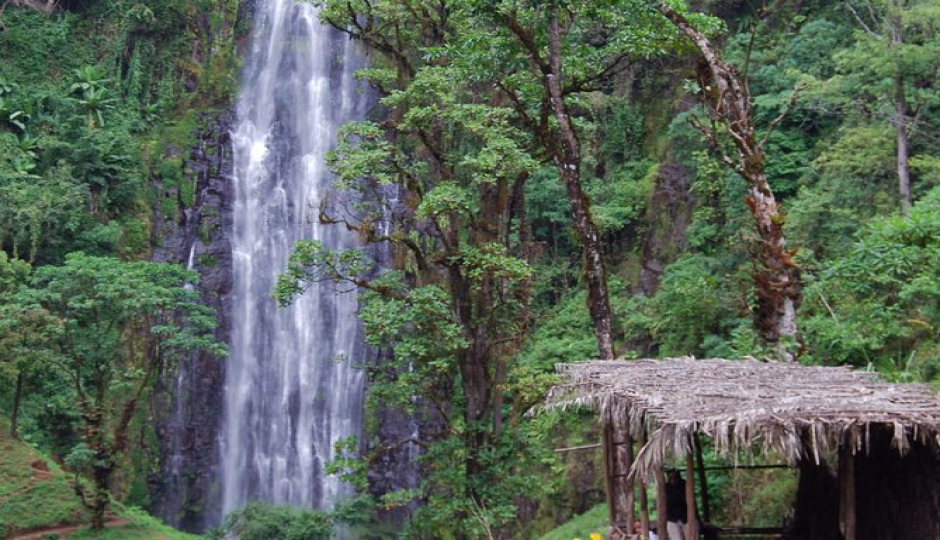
[220,0,370,516]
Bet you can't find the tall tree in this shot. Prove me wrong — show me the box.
[9,254,221,528]
[469,0,692,361]
[836,0,940,215]
[283,5,542,533]
[291,1,704,535]
[659,4,803,361]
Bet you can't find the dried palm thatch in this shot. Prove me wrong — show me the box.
[3,0,58,16]
[544,357,940,481]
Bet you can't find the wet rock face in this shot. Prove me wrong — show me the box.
[150,109,235,532]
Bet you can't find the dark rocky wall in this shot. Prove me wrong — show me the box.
[149,110,235,532]
[634,159,694,298]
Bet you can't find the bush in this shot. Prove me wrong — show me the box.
[216,502,333,540]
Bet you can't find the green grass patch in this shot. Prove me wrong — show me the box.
[0,421,89,537]
[0,422,197,539]
[68,507,203,540]
[538,504,608,540]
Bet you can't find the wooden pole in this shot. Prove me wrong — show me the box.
[625,428,636,530]
[656,469,667,540]
[686,454,699,539]
[639,430,651,540]
[603,419,616,526]
[604,409,632,536]
[839,444,856,540]
[694,434,710,523]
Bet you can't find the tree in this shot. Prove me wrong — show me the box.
[286,0,710,535]
[10,253,222,528]
[212,502,333,540]
[465,0,694,361]
[658,3,804,361]
[0,251,46,439]
[802,186,940,373]
[834,0,940,215]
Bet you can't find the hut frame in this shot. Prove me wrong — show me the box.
[543,357,940,540]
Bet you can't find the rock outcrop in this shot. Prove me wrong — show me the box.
[149,110,235,532]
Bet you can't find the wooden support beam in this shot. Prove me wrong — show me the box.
[603,420,616,527]
[554,443,601,453]
[686,455,699,539]
[625,428,636,529]
[701,464,790,471]
[603,411,632,536]
[694,434,710,523]
[639,429,651,540]
[839,444,856,540]
[656,468,667,540]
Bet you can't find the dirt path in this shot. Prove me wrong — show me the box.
[6,517,129,540]
[0,460,55,507]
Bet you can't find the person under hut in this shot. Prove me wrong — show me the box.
[665,469,688,540]
[631,521,659,540]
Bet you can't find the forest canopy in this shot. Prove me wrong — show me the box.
[1,0,940,538]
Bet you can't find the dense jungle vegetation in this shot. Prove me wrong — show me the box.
[1,0,940,538]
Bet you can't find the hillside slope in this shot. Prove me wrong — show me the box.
[0,423,199,539]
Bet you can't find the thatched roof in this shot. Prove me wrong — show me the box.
[544,357,940,480]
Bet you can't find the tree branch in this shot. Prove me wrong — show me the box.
[758,83,804,151]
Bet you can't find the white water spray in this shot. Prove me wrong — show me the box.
[220,0,369,516]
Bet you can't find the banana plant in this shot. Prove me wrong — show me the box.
[0,96,29,132]
[73,86,116,129]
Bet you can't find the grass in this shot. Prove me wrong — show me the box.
[0,420,200,539]
[538,504,608,540]
[0,422,90,537]
[68,507,202,540]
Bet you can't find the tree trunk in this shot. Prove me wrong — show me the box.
[545,4,614,360]
[896,96,912,215]
[746,179,801,360]
[82,406,112,530]
[891,4,913,215]
[10,371,23,439]
[91,460,113,529]
[659,5,802,361]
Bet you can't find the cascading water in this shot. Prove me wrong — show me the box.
[220,0,370,517]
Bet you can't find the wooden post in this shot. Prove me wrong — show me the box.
[639,430,651,539]
[603,419,616,526]
[694,434,710,523]
[685,454,699,539]
[625,428,636,530]
[656,469,667,540]
[839,444,856,540]
[604,410,633,536]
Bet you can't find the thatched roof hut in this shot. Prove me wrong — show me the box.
[544,357,940,540]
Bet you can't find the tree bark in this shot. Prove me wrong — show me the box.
[896,95,912,215]
[891,2,913,215]
[10,371,23,439]
[545,4,615,360]
[659,5,802,361]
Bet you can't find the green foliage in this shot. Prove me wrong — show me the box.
[66,505,203,539]
[0,419,90,537]
[8,0,940,536]
[801,187,940,378]
[214,502,332,540]
[622,254,757,358]
[1,253,222,523]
